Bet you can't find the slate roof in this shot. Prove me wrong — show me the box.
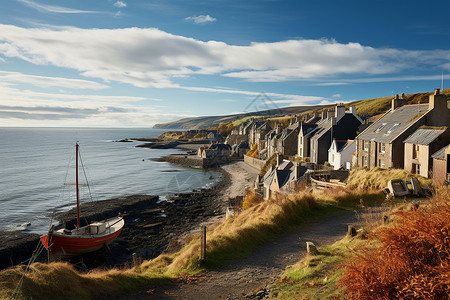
[403,128,447,145]
[209,143,232,150]
[274,170,291,188]
[357,104,429,143]
[306,116,321,124]
[333,139,355,153]
[431,144,450,160]
[299,123,318,136]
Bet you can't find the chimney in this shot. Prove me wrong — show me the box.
[276,153,282,167]
[335,103,346,120]
[429,89,446,110]
[327,110,333,120]
[391,94,404,111]
[293,162,299,181]
[321,111,326,120]
[428,88,449,126]
[349,106,355,114]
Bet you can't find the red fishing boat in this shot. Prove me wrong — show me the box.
[40,143,124,257]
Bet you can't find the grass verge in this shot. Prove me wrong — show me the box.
[270,235,373,300]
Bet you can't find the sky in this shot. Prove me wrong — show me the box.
[0,0,449,128]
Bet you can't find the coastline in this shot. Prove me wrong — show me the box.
[0,160,256,271]
[0,134,258,271]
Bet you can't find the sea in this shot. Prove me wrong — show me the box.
[0,127,220,234]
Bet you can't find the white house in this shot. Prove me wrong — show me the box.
[328,139,355,170]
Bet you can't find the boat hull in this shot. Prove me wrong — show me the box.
[40,217,124,257]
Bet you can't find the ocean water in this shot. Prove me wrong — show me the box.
[0,128,219,234]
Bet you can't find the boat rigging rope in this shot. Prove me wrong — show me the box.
[12,240,46,299]
[13,212,55,298]
[78,151,94,203]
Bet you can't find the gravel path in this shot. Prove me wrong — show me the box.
[115,208,356,300]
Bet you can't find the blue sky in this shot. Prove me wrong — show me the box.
[0,0,449,127]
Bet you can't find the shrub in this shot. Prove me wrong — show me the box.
[259,154,277,177]
[246,143,258,158]
[339,189,450,299]
[242,190,263,210]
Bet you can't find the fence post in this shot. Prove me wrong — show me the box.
[200,225,206,262]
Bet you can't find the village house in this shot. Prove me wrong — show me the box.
[310,104,363,164]
[197,143,232,160]
[355,89,450,169]
[297,122,318,160]
[328,139,355,170]
[403,127,449,177]
[264,126,282,159]
[254,122,272,151]
[232,141,250,158]
[262,157,308,200]
[276,122,300,156]
[431,144,450,185]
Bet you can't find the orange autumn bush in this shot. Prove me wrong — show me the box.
[339,190,450,299]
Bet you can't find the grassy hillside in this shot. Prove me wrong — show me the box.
[154,89,450,130]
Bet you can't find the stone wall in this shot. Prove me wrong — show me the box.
[244,155,267,170]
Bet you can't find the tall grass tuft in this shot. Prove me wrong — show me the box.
[339,188,450,299]
[347,168,432,191]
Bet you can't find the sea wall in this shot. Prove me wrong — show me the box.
[244,155,266,171]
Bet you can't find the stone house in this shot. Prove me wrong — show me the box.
[403,127,449,177]
[234,141,250,158]
[198,143,232,160]
[328,139,355,170]
[310,104,363,164]
[265,126,282,159]
[248,121,265,146]
[254,122,272,151]
[297,123,318,159]
[355,89,450,169]
[432,144,450,184]
[276,122,300,156]
[262,158,308,200]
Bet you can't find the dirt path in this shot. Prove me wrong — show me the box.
[115,208,356,300]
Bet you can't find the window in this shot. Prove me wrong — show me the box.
[412,144,419,159]
[387,123,399,134]
[380,143,385,153]
[364,141,368,151]
[381,160,385,168]
[375,123,387,133]
[363,156,368,167]
[332,154,335,162]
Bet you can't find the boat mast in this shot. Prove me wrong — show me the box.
[76,143,80,228]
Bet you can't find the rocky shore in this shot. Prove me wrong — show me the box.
[0,168,230,271]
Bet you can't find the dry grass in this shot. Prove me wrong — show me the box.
[0,262,168,300]
[347,168,432,191]
[242,189,263,210]
[339,188,450,299]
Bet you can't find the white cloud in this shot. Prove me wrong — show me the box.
[185,15,216,24]
[0,71,108,90]
[17,0,98,14]
[332,94,342,98]
[0,24,449,90]
[0,83,182,127]
[114,1,127,8]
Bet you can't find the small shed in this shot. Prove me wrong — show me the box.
[431,144,450,185]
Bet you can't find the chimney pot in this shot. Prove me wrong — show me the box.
[435,88,440,95]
